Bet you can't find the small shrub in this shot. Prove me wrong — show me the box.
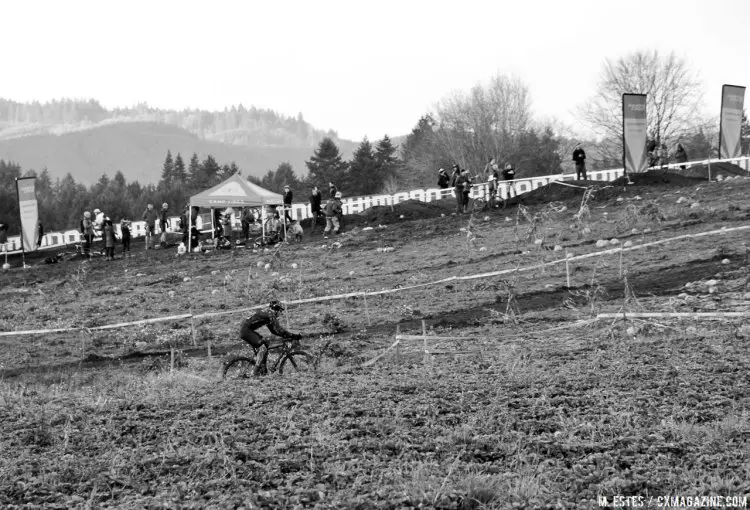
[322,312,345,333]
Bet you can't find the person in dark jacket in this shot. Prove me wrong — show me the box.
[241,207,254,241]
[239,300,302,376]
[323,194,342,238]
[502,163,517,198]
[0,221,8,252]
[212,208,224,239]
[328,182,337,199]
[674,143,688,170]
[572,143,587,180]
[282,185,294,224]
[159,202,169,248]
[120,219,132,258]
[103,219,116,260]
[437,168,450,189]
[141,204,159,250]
[461,169,472,213]
[451,164,463,214]
[36,220,44,248]
[309,186,323,231]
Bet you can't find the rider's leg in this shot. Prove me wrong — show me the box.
[253,343,269,376]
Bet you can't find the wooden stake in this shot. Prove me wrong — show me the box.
[170,347,175,372]
[363,292,371,326]
[422,320,429,370]
[619,248,623,278]
[565,260,571,288]
[395,324,401,365]
[189,307,197,346]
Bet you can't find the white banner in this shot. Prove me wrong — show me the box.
[719,84,746,159]
[16,177,39,252]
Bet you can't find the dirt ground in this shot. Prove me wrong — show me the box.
[1,171,749,507]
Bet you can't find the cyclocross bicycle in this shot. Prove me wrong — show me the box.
[222,338,314,379]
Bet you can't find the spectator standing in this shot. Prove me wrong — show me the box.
[103,219,116,260]
[502,163,517,198]
[659,144,669,169]
[141,203,158,250]
[572,143,587,180]
[241,207,254,242]
[437,168,450,189]
[0,221,8,252]
[120,219,132,258]
[461,169,472,214]
[451,164,463,214]
[223,207,234,247]
[674,143,688,170]
[334,191,344,232]
[309,186,323,231]
[328,182,337,199]
[323,194,342,239]
[81,211,95,258]
[92,208,106,237]
[487,170,497,208]
[282,185,294,224]
[159,203,169,248]
[212,208,224,239]
[36,220,44,248]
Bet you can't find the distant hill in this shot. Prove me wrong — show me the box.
[0,122,358,184]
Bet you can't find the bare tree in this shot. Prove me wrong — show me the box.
[579,50,703,162]
[432,74,531,177]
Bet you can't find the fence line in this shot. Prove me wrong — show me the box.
[1,222,747,339]
[3,156,748,255]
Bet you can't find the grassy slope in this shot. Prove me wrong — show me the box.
[1,176,750,507]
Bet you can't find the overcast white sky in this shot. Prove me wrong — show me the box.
[2,0,748,141]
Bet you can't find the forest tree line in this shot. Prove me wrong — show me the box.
[0,98,341,148]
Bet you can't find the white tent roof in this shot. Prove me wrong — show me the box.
[189,174,283,208]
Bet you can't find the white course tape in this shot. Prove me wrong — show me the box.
[1,224,747,338]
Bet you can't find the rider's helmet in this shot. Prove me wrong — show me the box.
[269,300,285,313]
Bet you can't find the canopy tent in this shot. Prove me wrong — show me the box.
[188,174,285,252]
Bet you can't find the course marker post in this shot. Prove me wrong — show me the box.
[395,324,401,365]
[189,307,197,346]
[422,320,430,371]
[363,292,371,326]
[565,260,571,288]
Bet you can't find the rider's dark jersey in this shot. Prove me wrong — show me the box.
[240,310,297,341]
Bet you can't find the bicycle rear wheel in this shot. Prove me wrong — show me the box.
[278,350,314,375]
[222,356,257,379]
[471,197,486,213]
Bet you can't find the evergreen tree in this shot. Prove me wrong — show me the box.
[173,153,187,183]
[741,110,749,156]
[374,135,400,188]
[260,162,301,193]
[305,137,348,190]
[187,152,201,188]
[200,154,221,188]
[160,150,175,189]
[348,138,378,195]
[229,161,241,175]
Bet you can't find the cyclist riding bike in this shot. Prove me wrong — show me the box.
[240,300,301,376]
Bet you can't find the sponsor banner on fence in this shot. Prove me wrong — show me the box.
[622,94,648,175]
[16,177,39,252]
[719,84,746,159]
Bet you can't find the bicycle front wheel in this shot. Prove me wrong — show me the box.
[471,198,486,213]
[222,356,257,379]
[278,350,314,375]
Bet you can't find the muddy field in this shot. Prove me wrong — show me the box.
[1,172,749,508]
